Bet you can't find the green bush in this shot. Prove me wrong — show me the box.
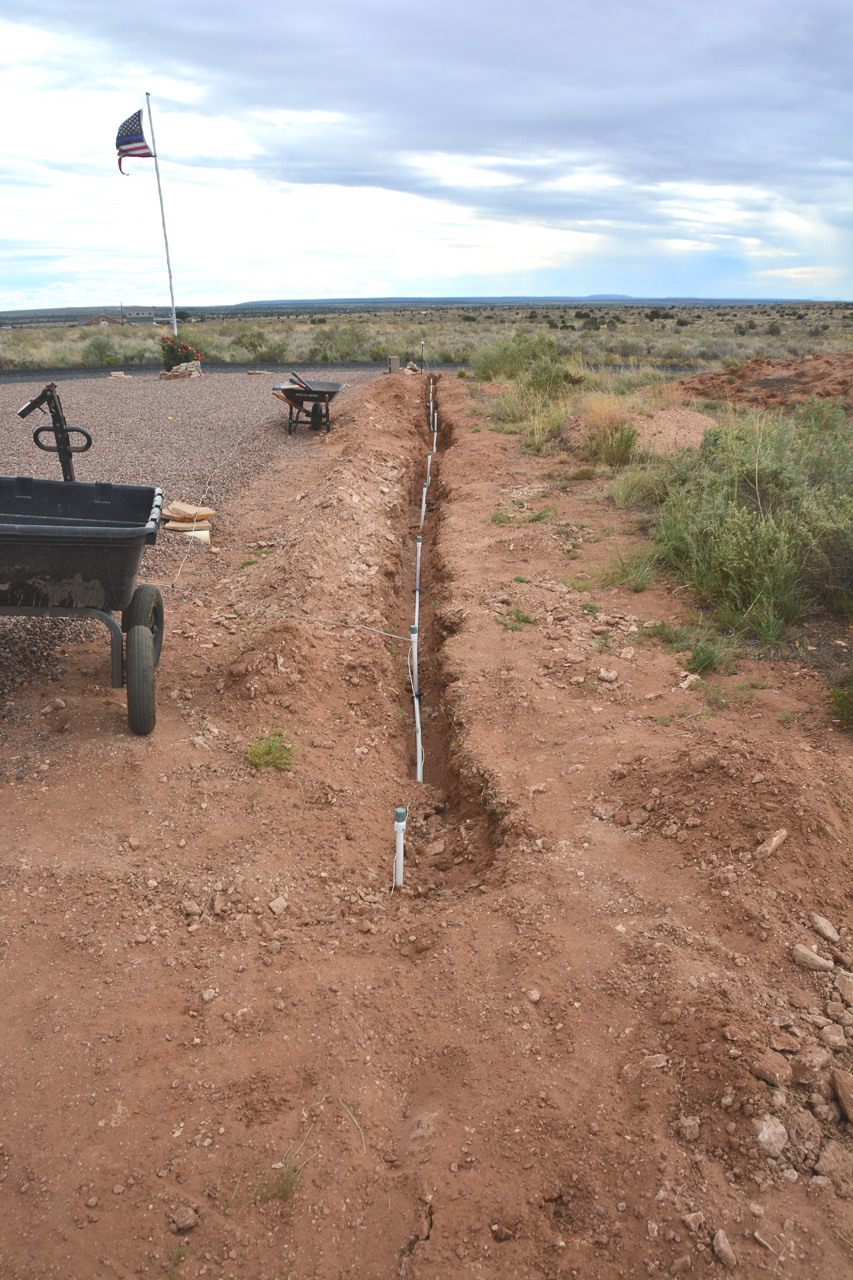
[655,400,853,638]
[80,335,119,366]
[471,332,557,381]
[581,423,638,466]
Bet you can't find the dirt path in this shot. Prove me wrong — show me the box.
[0,372,851,1279]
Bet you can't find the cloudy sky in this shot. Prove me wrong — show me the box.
[1,0,850,307]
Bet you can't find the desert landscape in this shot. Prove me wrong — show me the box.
[1,337,852,1280]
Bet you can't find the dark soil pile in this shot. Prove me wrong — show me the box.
[681,353,853,408]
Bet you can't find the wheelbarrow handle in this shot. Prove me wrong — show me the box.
[33,425,92,454]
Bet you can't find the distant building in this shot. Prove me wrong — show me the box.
[84,314,120,326]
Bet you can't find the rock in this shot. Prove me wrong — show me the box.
[182,900,202,917]
[628,808,650,826]
[815,1141,853,1196]
[811,913,840,943]
[172,1205,198,1231]
[599,668,618,684]
[754,828,787,859]
[832,1070,853,1122]
[790,1047,833,1097]
[425,839,446,856]
[267,940,282,954]
[490,1223,513,1242]
[713,1229,737,1269]
[820,1024,847,1051]
[752,1114,788,1158]
[678,1116,700,1141]
[660,1007,682,1025]
[160,361,202,381]
[678,673,701,690]
[669,1255,692,1275]
[609,763,628,780]
[613,809,629,826]
[268,896,288,916]
[682,1211,704,1234]
[751,1049,792,1086]
[525,988,541,1004]
[688,750,717,772]
[201,989,215,1003]
[791,943,834,972]
[642,1054,668,1070]
[836,973,853,1006]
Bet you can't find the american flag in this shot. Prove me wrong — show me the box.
[116,110,154,173]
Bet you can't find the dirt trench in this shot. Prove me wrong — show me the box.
[0,370,851,1280]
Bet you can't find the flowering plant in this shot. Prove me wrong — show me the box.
[160,335,201,372]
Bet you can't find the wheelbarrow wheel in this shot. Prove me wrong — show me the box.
[122,584,164,667]
[126,625,156,736]
[310,401,324,431]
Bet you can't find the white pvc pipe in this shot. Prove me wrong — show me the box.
[426,453,432,486]
[413,694,424,783]
[410,624,419,693]
[394,807,406,888]
[414,537,422,629]
[419,483,427,528]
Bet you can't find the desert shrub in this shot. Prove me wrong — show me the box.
[80,335,119,366]
[471,331,557,380]
[654,400,853,638]
[581,423,638,467]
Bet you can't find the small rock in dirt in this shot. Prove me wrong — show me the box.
[754,828,787,859]
[268,896,288,916]
[490,1224,513,1242]
[182,900,202,918]
[751,1049,792,1087]
[201,989,215,1003]
[425,839,446,856]
[599,668,618,684]
[688,750,717,773]
[628,809,650,826]
[679,673,701,690]
[752,1114,788,1158]
[791,943,833,972]
[172,1205,198,1231]
[836,973,853,1006]
[669,1257,692,1276]
[267,940,282,954]
[713,1228,737,1269]
[678,1116,700,1141]
[815,1141,853,1195]
[642,1053,668,1070]
[613,809,629,826]
[609,762,628,780]
[660,1006,682,1025]
[819,1024,847,1051]
[525,988,541,1004]
[127,837,141,851]
[830,1069,853,1121]
[112,1184,125,1195]
[681,1211,704,1234]
[812,913,840,944]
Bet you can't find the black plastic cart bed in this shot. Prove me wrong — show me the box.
[0,383,164,734]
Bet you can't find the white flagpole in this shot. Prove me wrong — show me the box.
[145,93,178,339]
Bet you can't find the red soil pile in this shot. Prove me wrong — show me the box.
[681,352,853,409]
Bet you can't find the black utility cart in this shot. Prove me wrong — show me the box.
[272,375,345,434]
[0,383,164,734]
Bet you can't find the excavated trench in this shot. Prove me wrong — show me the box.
[391,375,508,890]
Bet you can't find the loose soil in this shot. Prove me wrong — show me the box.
[1,369,852,1280]
[680,353,853,409]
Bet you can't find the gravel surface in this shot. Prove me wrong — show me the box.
[0,366,383,721]
[1,366,382,499]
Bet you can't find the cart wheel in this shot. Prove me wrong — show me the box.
[126,625,156,736]
[310,401,324,430]
[122,584,164,667]
[288,412,294,436]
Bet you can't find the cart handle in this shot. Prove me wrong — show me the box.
[33,425,92,454]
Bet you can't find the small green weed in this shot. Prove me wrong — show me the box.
[471,425,481,432]
[513,574,530,583]
[524,503,557,523]
[240,558,259,568]
[491,510,511,524]
[512,606,535,625]
[684,640,732,674]
[246,729,298,772]
[601,545,659,592]
[249,1133,315,1207]
[777,711,794,726]
[581,423,638,467]
[656,714,673,726]
[580,602,600,614]
[702,683,729,711]
[831,673,853,726]
[170,1245,194,1276]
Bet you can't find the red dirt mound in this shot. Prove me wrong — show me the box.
[681,352,853,409]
